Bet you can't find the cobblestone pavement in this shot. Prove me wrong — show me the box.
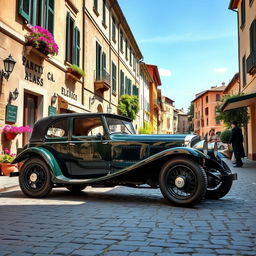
[0,160,255,256]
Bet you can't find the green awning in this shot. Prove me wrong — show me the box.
[222,93,256,111]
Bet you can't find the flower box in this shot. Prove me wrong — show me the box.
[25,46,49,60]
[0,163,18,176]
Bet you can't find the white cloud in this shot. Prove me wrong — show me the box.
[214,67,227,73]
[139,32,236,44]
[159,68,172,77]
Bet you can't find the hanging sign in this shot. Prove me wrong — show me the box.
[5,104,18,123]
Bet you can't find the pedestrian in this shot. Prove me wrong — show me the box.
[229,121,245,167]
[208,128,217,143]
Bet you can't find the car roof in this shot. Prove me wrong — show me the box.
[30,113,132,142]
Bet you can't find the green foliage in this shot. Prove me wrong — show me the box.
[138,122,152,134]
[69,64,86,77]
[0,154,15,163]
[220,129,231,144]
[187,103,194,121]
[117,95,139,120]
[216,94,250,128]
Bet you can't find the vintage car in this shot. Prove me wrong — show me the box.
[13,113,237,206]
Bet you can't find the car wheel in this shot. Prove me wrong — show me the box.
[19,157,52,198]
[159,157,207,206]
[65,185,87,193]
[205,170,233,199]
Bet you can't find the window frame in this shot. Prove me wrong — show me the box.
[240,0,246,29]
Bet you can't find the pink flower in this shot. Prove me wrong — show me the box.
[3,148,10,154]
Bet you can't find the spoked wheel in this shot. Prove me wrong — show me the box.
[65,184,87,193]
[19,158,52,198]
[159,157,207,206]
[205,169,233,199]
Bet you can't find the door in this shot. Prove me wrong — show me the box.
[23,92,38,146]
[68,116,111,178]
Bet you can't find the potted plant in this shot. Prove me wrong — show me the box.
[2,125,33,140]
[0,148,17,176]
[25,25,59,57]
[67,64,86,79]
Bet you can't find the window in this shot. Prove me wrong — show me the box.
[249,20,256,52]
[93,0,98,12]
[241,0,245,28]
[129,47,132,66]
[242,55,247,86]
[102,0,106,25]
[206,96,208,103]
[66,13,80,66]
[125,40,128,59]
[112,16,116,42]
[106,117,134,135]
[46,119,68,138]
[205,107,209,115]
[120,30,124,52]
[133,54,136,72]
[125,76,132,95]
[216,94,221,101]
[206,118,208,126]
[18,0,55,35]
[95,44,108,82]
[112,62,117,93]
[120,70,125,95]
[73,117,104,137]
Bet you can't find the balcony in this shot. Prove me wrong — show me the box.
[94,70,110,93]
[247,51,256,75]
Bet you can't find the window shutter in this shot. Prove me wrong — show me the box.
[112,62,116,93]
[74,27,80,66]
[96,42,102,80]
[65,12,70,61]
[102,52,106,78]
[120,71,124,96]
[18,0,31,22]
[250,20,256,52]
[46,0,55,35]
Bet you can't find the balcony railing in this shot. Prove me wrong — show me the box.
[247,50,256,74]
[94,69,110,93]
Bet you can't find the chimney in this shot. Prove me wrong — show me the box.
[222,82,225,86]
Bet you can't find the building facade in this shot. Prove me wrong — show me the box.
[161,96,175,134]
[227,0,256,160]
[192,85,226,138]
[176,109,189,134]
[147,64,162,134]
[0,0,148,154]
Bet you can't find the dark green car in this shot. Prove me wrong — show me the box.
[13,113,237,206]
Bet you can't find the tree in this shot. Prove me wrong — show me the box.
[216,94,250,128]
[187,103,194,132]
[117,95,139,120]
[138,122,152,134]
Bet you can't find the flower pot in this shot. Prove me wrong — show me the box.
[0,163,18,176]
[5,132,18,140]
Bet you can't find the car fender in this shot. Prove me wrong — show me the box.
[12,147,63,177]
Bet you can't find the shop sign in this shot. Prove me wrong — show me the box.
[48,106,56,116]
[22,56,56,86]
[61,87,77,101]
[5,104,18,123]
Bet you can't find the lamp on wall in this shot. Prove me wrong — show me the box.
[9,88,19,103]
[0,55,16,80]
[51,93,58,105]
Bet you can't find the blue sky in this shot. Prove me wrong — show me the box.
[118,0,238,111]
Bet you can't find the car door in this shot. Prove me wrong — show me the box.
[68,116,111,178]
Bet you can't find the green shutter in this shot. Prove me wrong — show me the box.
[94,0,98,10]
[125,76,128,94]
[18,0,31,22]
[46,0,55,35]
[65,12,70,61]
[112,62,116,93]
[128,79,131,95]
[250,20,256,52]
[96,42,102,80]
[74,27,80,66]
[120,70,124,95]
[102,52,106,78]
[102,0,106,24]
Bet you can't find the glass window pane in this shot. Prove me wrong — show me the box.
[74,117,104,136]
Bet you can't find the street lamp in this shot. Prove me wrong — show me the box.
[51,93,58,105]
[1,55,16,80]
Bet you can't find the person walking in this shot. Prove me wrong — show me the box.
[229,121,245,167]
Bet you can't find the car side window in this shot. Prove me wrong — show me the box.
[46,119,68,138]
[73,117,104,137]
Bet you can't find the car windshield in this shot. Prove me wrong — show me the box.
[105,117,135,135]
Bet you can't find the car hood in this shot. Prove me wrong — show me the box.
[110,134,188,143]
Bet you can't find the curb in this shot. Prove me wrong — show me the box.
[0,184,19,192]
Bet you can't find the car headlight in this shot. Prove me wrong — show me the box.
[192,140,208,155]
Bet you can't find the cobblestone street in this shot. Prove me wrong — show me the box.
[0,160,256,256]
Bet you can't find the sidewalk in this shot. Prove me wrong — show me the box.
[0,157,255,192]
[0,176,19,192]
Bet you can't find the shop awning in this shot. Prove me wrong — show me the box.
[222,93,256,111]
[58,94,89,113]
